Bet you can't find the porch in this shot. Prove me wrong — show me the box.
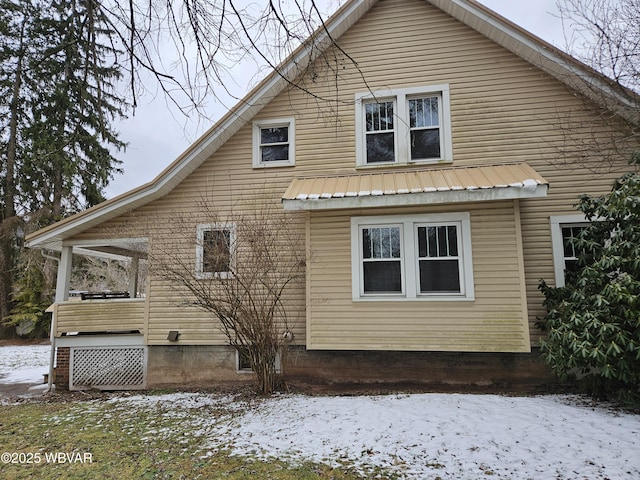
[50,297,146,337]
[40,238,149,390]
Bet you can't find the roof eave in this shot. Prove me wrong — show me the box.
[26,0,637,250]
[433,0,639,124]
[26,0,377,250]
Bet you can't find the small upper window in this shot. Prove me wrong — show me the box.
[196,223,236,279]
[252,118,295,168]
[356,85,452,166]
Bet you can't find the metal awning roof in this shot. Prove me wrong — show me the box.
[282,163,548,210]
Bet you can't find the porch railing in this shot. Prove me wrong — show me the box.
[51,298,146,337]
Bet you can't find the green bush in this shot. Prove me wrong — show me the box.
[538,172,640,406]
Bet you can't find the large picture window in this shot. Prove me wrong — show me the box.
[351,213,473,301]
[356,85,452,166]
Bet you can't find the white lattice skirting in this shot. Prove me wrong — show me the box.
[70,346,147,390]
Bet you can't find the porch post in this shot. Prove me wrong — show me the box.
[55,246,73,302]
[128,255,139,298]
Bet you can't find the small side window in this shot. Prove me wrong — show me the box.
[196,223,236,279]
[561,224,587,279]
[253,118,295,168]
[550,215,589,287]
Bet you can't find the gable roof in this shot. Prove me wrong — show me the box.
[26,0,638,251]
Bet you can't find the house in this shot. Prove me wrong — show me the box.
[26,0,638,391]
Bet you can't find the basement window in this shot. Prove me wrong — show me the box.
[235,348,281,373]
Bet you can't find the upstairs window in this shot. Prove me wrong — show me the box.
[196,223,236,279]
[356,85,452,166]
[409,97,441,160]
[365,101,396,164]
[252,118,295,168]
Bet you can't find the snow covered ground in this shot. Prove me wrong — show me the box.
[2,344,639,479]
[0,344,50,384]
[112,390,640,479]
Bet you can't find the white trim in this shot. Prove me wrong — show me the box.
[63,238,149,261]
[195,223,237,279]
[252,117,296,168]
[436,0,637,115]
[57,334,144,347]
[55,246,73,303]
[62,237,148,247]
[356,223,405,297]
[26,0,634,253]
[25,1,374,252]
[549,214,588,287]
[351,212,474,301]
[355,84,453,167]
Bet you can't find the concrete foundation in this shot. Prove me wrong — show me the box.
[144,345,557,391]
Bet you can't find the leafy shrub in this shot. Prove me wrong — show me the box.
[538,172,640,406]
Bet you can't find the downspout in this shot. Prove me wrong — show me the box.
[41,250,60,393]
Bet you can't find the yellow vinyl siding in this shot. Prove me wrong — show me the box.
[54,299,146,336]
[307,201,531,352]
[65,0,635,350]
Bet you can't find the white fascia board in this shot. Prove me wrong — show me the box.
[26,0,375,252]
[56,334,145,347]
[282,184,548,211]
[434,0,638,115]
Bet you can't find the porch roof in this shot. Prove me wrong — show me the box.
[282,163,548,210]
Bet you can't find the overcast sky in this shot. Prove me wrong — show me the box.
[105,0,566,198]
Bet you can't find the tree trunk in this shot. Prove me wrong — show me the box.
[0,22,26,328]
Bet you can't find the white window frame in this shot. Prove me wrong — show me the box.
[359,223,405,296]
[355,84,453,167]
[195,223,236,279]
[252,117,295,168]
[550,214,589,287]
[351,212,474,301]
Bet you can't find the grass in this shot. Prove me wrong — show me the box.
[0,390,388,480]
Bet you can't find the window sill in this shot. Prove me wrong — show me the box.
[252,161,295,169]
[352,295,474,302]
[195,271,234,280]
[355,159,453,170]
